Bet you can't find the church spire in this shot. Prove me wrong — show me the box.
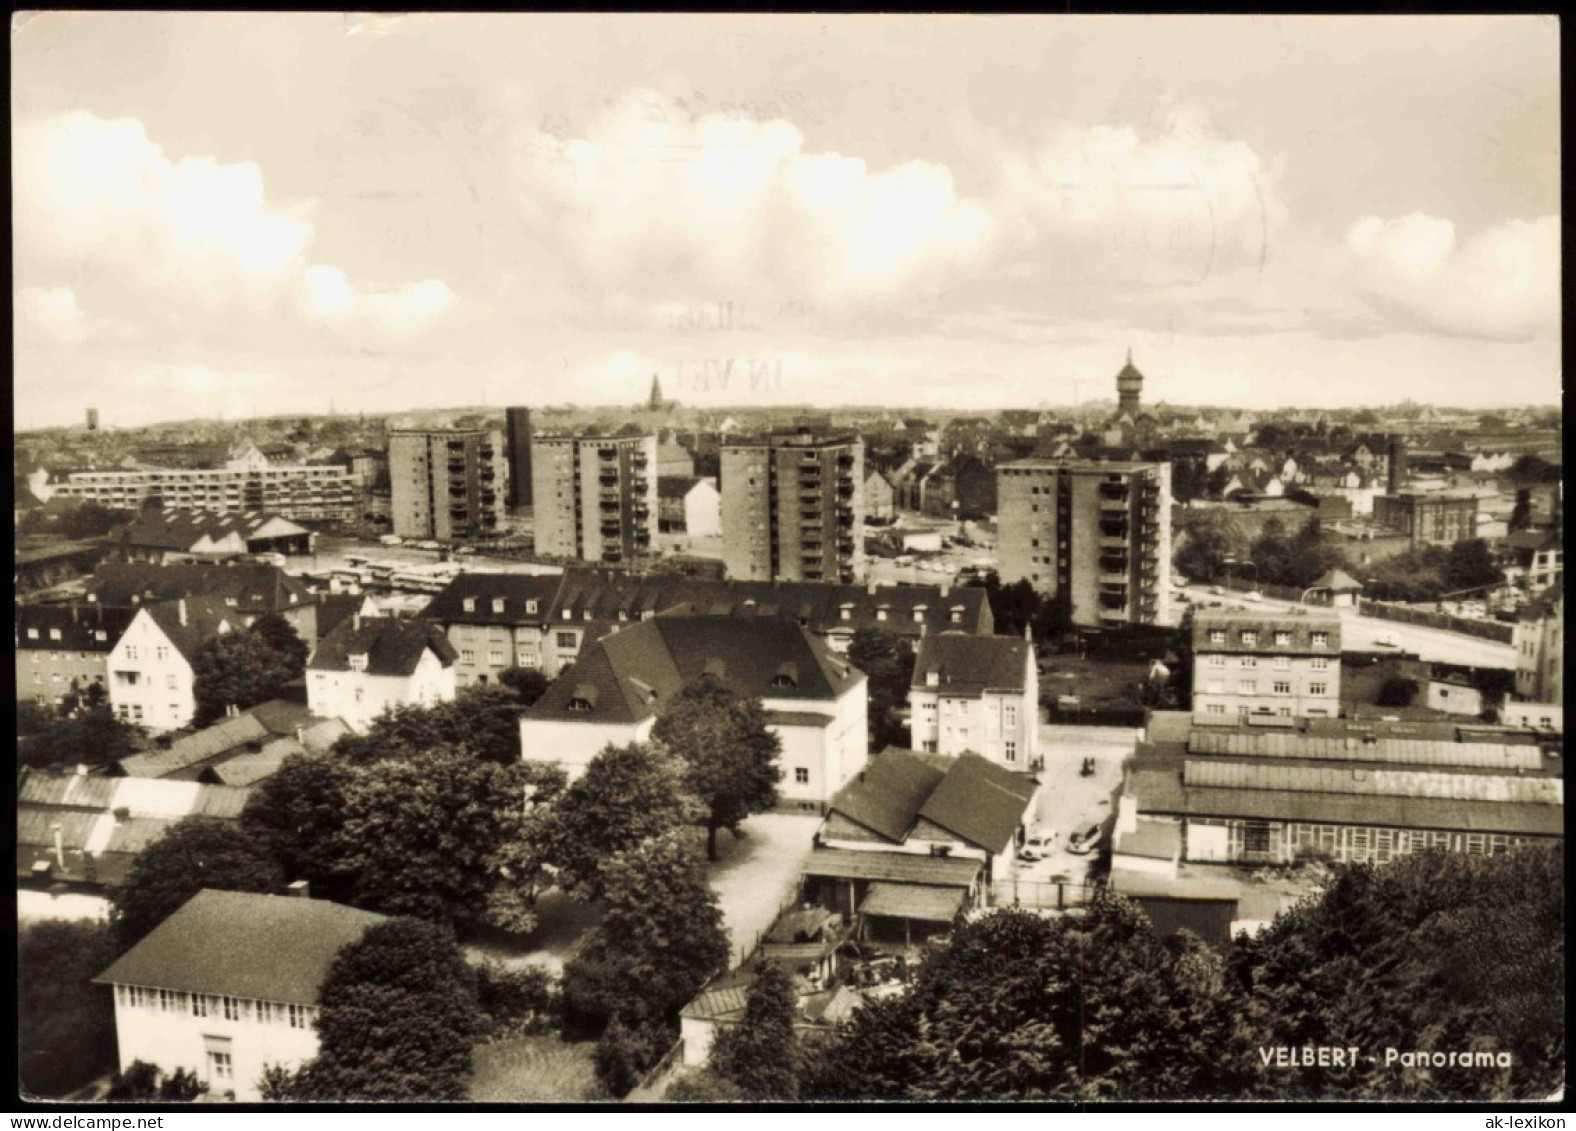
[649,373,664,410]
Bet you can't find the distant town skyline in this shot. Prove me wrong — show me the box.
[14,13,1561,429]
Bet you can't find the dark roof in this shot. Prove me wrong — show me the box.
[911,635,1031,697]
[314,593,376,639]
[87,561,310,614]
[800,848,982,887]
[119,510,306,551]
[1192,610,1342,654]
[859,882,967,923]
[525,616,863,724]
[1310,568,1363,591]
[16,603,134,653]
[309,616,457,675]
[827,749,948,843]
[420,572,565,627]
[143,597,242,664]
[916,752,1038,854]
[95,890,387,1004]
[656,476,709,500]
[1520,582,1562,623]
[115,715,271,778]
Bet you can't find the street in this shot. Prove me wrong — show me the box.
[1179,585,1516,671]
[1009,723,1137,885]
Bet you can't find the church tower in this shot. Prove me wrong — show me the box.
[648,374,664,412]
[1115,349,1144,417]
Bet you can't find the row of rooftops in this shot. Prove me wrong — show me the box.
[419,570,992,639]
[1190,608,1343,653]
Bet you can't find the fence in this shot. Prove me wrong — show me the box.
[1216,576,1324,604]
[1356,598,1515,644]
[627,1038,687,1103]
[732,882,806,969]
[988,879,1102,911]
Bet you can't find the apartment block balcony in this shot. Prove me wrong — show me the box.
[1099,535,1129,550]
[629,476,649,492]
[630,456,648,470]
[1098,607,1129,624]
[1098,483,1130,501]
[447,459,468,473]
[1099,573,1129,587]
[599,447,618,461]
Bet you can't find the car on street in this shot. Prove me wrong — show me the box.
[1019,831,1057,862]
[1066,821,1103,855]
[1209,585,1224,595]
[1375,632,1399,647]
[1243,590,1263,602]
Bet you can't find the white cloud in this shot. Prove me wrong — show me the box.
[522,90,993,307]
[299,266,458,333]
[1345,213,1560,340]
[16,285,85,342]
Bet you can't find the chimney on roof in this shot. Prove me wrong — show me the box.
[51,823,65,870]
[75,764,88,777]
[940,581,950,598]
[352,613,361,632]
[295,725,305,744]
[867,580,878,596]
[178,598,187,626]
[288,879,311,900]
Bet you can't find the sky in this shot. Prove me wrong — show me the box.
[11,13,1562,429]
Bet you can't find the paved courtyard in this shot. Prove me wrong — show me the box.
[700,811,822,968]
[1008,723,1138,886]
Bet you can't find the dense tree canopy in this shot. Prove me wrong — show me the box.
[1229,845,1564,1101]
[239,753,359,904]
[651,676,781,861]
[1442,538,1503,593]
[709,961,799,1101]
[333,684,530,766]
[192,618,309,727]
[293,918,481,1101]
[19,920,119,1098]
[498,666,551,706]
[560,831,730,1040]
[20,706,139,771]
[800,899,1260,1101]
[111,818,284,950]
[538,742,700,900]
[1174,510,1250,583]
[847,628,916,752]
[1248,517,1348,590]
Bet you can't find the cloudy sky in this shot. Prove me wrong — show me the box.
[12,13,1561,428]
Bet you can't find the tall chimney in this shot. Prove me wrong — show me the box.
[1387,434,1406,495]
[352,613,361,632]
[51,823,65,870]
[178,598,188,626]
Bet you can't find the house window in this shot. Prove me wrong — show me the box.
[287,1004,312,1029]
[126,646,138,661]
[49,628,62,641]
[492,599,505,613]
[257,1002,274,1025]
[131,705,143,722]
[1274,656,1290,670]
[1242,821,1273,855]
[160,989,183,1012]
[1310,658,1329,671]
[349,654,367,673]
[556,632,577,649]
[794,768,809,785]
[489,649,504,666]
[1207,656,1226,668]
[1310,683,1327,696]
[222,996,245,1021]
[1005,740,1018,763]
[1240,631,1258,646]
[155,646,169,661]
[1311,632,1329,649]
[1274,631,1291,646]
[526,600,538,615]
[1238,680,1257,694]
[1240,657,1257,668]
[462,649,476,664]
[207,1049,233,1084]
[355,687,364,703]
[166,674,177,690]
[192,994,211,1018]
[463,598,476,612]
[1273,681,1291,695]
[1208,630,1225,645]
[1004,705,1017,728]
[1206,704,1226,715]
[26,628,38,640]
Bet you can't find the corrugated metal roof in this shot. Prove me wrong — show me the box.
[116,715,271,778]
[1176,786,1563,837]
[801,848,981,887]
[1186,729,1544,770]
[1184,759,1561,805]
[859,881,966,923]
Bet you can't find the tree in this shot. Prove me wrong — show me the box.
[560,831,730,1040]
[191,622,307,727]
[709,961,799,1100]
[1171,459,1209,504]
[17,699,58,737]
[800,899,1258,1101]
[1174,510,1249,582]
[594,1016,672,1098]
[1230,846,1564,1100]
[111,818,284,950]
[19,920,119,1098]
[1508,453,1558,484]
[1443,539,1502,593]
[651,676,782,861]
[249,612,309,675]
[1376,676,1420,707]
[498,666,551,707]
[293,918,481,1101]
[239,753,359,904]
[20,706,139,771]
[665,1070,750,1102]
[333,684,529,767]
[539,742,701,900]
[847,629,916,752]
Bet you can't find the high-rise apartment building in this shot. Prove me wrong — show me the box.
[504,407,533,513]
[388,428,503,542]
[996,459,1172,628]
[1190,609,1342,722]
[531,431,657,564]
[721,432,864,583]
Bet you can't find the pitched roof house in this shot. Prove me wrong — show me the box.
[87,561,311,618]
[94,890,388,1101]
[16,602,136,710]
[908,634,1038,770]
[419,572,565,686]
[307,616,458,731]
[106,597,239,733]
[521,616,867,810]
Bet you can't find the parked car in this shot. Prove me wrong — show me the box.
[1243,590,1263,602]
[1209,585,1224,596]
[1172,575,1189,589]
[1019,831,1057,862]
[378,534,403,546]
[1066,821,1103,855]
[1375,632,1399,647]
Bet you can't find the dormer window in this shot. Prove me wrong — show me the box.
[463,598,477,612]
[876,607,888,622]
[492,598,505,613]
[839,605,852,621]
[582,610,592,622]
[226,597,238,607]
[619,610,629,622]
[48,628,62,641]
[568,684,598,713]
[913,608,925,623]
[526,600,538,615]
[950,607,963,624]
[926,670,940,688]
[562,610,572,621]
[349,653,368,672]
[1241,631,1258,646]
[771,662,799,690]
[1274,631,1291,646]
[26,628,39,640]
[95,630,107,642]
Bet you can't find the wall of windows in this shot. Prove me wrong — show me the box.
[114,985,319,1030]
[1185,818,1546,866]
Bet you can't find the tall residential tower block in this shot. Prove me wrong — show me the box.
[721,432,865,583]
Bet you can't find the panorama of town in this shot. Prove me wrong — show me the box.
[14,12,1562,1111]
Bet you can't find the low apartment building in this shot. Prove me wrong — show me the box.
[116,510,313,565]
[1372,490,1479,547]
[908,634,1039,771]
[1191,609,1342,722]
[1513,583,1562,706]
[17,603,135,708]
[520,616,867,810]
[52,465,353,522]
[306,616,458,731]
[419,573,566,687]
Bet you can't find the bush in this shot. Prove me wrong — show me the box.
[106,1060,207,1102]
[666,1069,750,1102]
[594,1018,672,1099]
[19,919,119,1099]
[1377,676,1420,707]
[475,961,558,1040]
